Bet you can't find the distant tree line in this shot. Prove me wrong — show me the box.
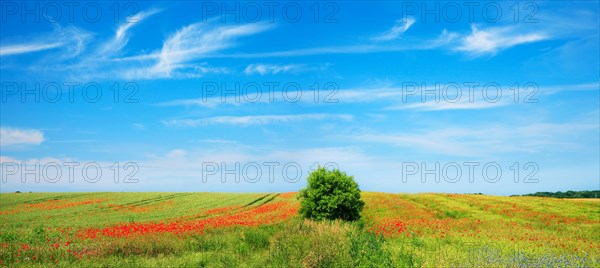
[512,190,599,198]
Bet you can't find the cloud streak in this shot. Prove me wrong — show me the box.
[455,25,548,56]
[122,22,272,79]
[0,42,63,56]
[96,8,161,57]
[351,122,598,157]
[372,17,416,41]
[0,127,45,147]
[387,99,508,111]
[244,63,302,75]
[158,81,598,111]
[1,26,90,58]
[162,114,353,127]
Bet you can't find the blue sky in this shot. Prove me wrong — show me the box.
[0,1,598,195]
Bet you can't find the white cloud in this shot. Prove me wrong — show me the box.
[158,81,404,109]
[11,15,267,80]
[372,17,416,41]
[456,25,548,56]
[162,113,353,127]
[170,22,542,59]
[142,146,374,176]
[387,98,508,111]
[351,122,598,156]
[97,8,161,57]
[0,42,63,56]
[211,30,458,59]
[166,149,187,159]
[243,63,302,75]
[136,22,272,79]
[1,26,90,58]
[158,81,599,112]
[542,82,600,94]
[0,155,20,163]
[0,127,45,147]
[116,22,271,79]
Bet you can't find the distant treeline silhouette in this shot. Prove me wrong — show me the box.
[512,190,599,198]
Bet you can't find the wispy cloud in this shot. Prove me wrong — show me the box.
[159,81,598,111]
[455,25,548,56]
[214,20,550,59]
[165,149,187,158]
[213,43,439,59]
[390,82,600,111]
[387,99,508,111]
[121,22,272,79]
[542,82,600,94]
[154,23,270,76]
[3,12,271,80]
[142,146,372,175]
[162,114,353,127]
[202,28,460,59]
[243,63,302,75]
[352,122,598,156]
[1,26,90,58]
[158,85,403,108]
[372,17,416,41]
[0,127,45,147]
[0,42,63,56]
[45,9,161,80]
[96,8,161,57]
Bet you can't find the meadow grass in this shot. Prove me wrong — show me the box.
[1,192,598,267]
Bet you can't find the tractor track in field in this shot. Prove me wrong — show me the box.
[0,193,195,221]
[244,194,271,207]
[181,193,282,221]
[116,193,193,207]
[1,193,283,224]
[244,193,280,207]
[53,193,194,214]
[257,193,279,206]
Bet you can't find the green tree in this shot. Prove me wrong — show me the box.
[298,167,365,221]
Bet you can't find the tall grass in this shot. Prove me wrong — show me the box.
[1,192,598,267]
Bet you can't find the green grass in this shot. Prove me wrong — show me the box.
[1,192,598,267]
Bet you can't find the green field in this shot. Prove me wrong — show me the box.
[1,192,598,267]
